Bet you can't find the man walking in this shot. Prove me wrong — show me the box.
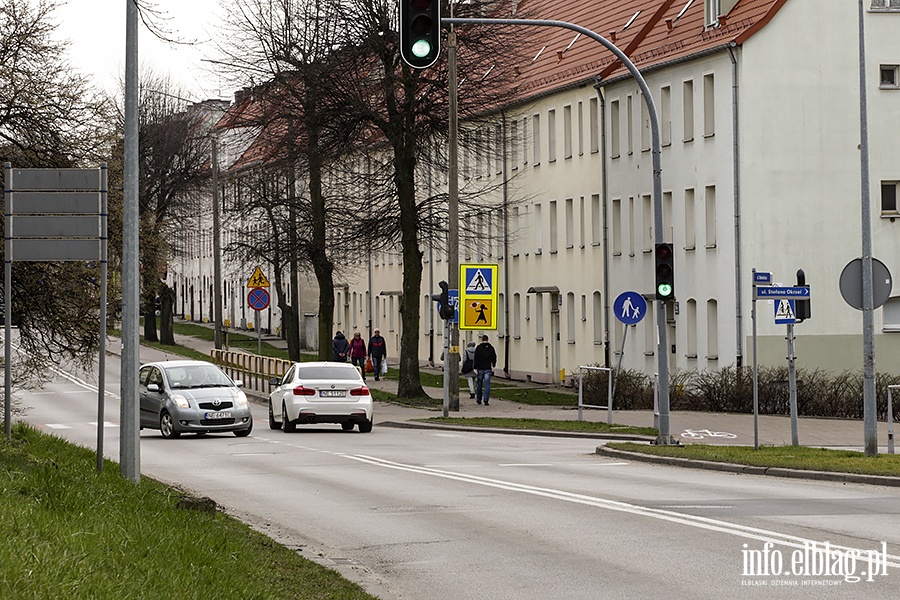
[368,329,387,381]
[473,334,497,405]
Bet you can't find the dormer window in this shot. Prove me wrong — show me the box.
[706,0,739,26]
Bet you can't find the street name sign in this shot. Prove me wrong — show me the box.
[755,286,811,300]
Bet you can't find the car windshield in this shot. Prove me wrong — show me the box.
[165,365,233,389]
[297,366,361,381]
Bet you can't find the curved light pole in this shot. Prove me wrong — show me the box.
[443,17,673,443]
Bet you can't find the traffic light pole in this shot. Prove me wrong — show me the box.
[443,17,672,443]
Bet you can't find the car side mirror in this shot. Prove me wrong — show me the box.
[147,383,160,393]
[269,377,279,386]
[233,379,244,388]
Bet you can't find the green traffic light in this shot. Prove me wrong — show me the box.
[657,283,673,298]
[411,39,431,58]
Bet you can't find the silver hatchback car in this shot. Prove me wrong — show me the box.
[139,360,253,438]
[268,361,373,433]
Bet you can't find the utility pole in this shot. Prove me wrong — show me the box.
[211,133,224,349]
[447,23,460,410]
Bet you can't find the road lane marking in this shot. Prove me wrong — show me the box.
[498,463,553,467]
[45,424,72,429]
[343,453,900,570]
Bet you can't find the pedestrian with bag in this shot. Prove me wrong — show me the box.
[332,331,351,362]
[473,334,497,405]
[368,329,387,381]
[349,331,368,380]
[461,341,477,399]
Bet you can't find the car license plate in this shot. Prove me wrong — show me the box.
[319,390,346,398]
[205,411,233,420]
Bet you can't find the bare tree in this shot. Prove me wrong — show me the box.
[1,0,115,377]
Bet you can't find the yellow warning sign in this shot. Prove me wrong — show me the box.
[463,299,493,328]
[247,266,270,288]
[459,263,498,330]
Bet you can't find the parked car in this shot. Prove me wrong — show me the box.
[139,360,253,438]
[268,361,373,433]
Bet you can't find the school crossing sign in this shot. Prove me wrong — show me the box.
[459,264,498,330]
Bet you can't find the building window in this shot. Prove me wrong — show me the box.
[686,298,698,359]
[591,194,601,246]
[534,203,543,254]
[548,109,557,162]
[684,188,696,250]
[683,80,694,142]
[495,124,503,174]
[661,85,672,146]
[642,194,653,253]
[882,297,900,332]
[640,93,650,151]
[535,294,544,340]
[563,105,573,159]
[511,205,520,256]
[565,198,574,249]
[703,73,715,137]
[627,196,635,257]
[592,291,602,343]
[513,293,521,338]
[532,113,541,164]
[612,198,622,255]
[871,0,900,10]
[577,101,584,156]
[510,119,519,169]
[880,65,899,89]
[626,94,634,154]
[549,200,558,253]
[663,191,673,243]
[610,99,621,158]
[882,181,899,215]
[590,97,600,153]
[579,197,586,248]
[707,299,718,361]
[566,292,576,343]
[644,302,655,355]
[705,185,717,248]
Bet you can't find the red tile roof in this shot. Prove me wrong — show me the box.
[510,0,786,98]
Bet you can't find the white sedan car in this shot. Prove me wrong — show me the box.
[268,361,374,433]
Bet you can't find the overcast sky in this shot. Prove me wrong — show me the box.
[53,0,228,102]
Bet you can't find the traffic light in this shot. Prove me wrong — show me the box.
[438,280,455,320]
[796,269,810,322]
[655,243,675,300]
[399,0,441,69]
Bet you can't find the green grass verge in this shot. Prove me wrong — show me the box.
[0,423,377,599]
[420,417,657,436]
[606,442,900,477]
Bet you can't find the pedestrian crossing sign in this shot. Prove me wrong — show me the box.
[459,264,498,330]
[775,299,796,324]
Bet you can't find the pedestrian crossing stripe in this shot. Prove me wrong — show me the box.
[465,268,492,294]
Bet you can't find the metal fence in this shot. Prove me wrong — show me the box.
[577,365,613,424]
[211,349,292,396]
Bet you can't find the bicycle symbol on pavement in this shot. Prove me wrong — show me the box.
[680,429,738,440]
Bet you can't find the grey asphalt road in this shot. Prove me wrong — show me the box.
[13,355,900,600]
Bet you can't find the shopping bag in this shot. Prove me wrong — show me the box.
[365,357,374,373]
[381,360,388,375]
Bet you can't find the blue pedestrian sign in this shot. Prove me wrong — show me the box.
[614,292,647,325]
[774,299,796,325]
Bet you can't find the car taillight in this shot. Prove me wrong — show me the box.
[350,386,370,396]
[293,386,316,396]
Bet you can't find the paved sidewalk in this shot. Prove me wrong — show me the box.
[125,322,896,453]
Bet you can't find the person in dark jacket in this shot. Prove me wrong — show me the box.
[473,334,497,405]
[332,331,350,362]
[368,329,387,381]
[349,331,367,379]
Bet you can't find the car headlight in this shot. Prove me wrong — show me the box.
[236,391,248,407]
[170,394,190,409]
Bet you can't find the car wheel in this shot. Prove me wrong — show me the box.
[268,401,279,430]
[341,422,354,432]
[160,411,180,439]
[281,403,296,433]
[358,419,373,433]
[234,418,253,437]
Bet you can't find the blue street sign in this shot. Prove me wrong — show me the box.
[437,289,459,324]
[755,286,811,299]
[753,271,772,284]
[614,292,647,325]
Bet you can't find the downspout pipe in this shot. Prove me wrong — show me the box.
[594,79,611,368]
[728,43,743,369]
[501,108,512,377]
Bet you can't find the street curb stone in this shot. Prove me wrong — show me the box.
[380,420,656,442]
[595,446,900,487]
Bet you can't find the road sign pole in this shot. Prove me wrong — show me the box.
[787,323,799,446]
[752,269,759,451]
[256,311,261,356]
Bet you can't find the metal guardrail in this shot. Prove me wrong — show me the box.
[211,349,292,396]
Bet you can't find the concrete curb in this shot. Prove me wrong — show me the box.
[380,420,657,442]
[595,446,900,487]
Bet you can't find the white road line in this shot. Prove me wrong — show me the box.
[343,453,900,569]
[498,463,553,467]
[45,424,72,430]
[87,422,119,428]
